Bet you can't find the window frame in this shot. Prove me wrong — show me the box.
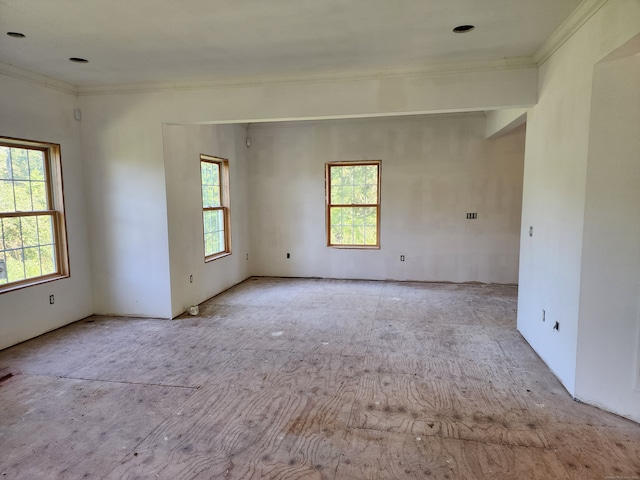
[200,154,231,262]
[325,160,381,249]
[0,136,70,294]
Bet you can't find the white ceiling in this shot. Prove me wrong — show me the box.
[0,0,582,87]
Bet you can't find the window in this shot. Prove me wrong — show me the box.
[0,137,69,293]
[326,160,381,248]
[200,155,231,261]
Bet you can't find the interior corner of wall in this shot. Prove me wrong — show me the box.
[485,108,528,139]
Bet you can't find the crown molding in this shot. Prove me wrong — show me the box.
[534,0,609,65]
[0,63,78,96]
[1,56,536,98]
[74,57,536,97]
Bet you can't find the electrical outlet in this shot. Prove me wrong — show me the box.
[49,294,55,305]
[466,213,477,219]
[400,255,405,262]
[286,253,290,259]
[246,254,249,260]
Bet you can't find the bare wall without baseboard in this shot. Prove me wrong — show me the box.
[247,115,525,284]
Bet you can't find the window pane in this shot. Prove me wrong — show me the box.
[330,167,342,186]
[202,186,220,208]
[365,165,378,186]
[212,164,220,187]
[211,186,221,207]
[201,162,223,207]
[203,211,211,234]
[201,162,213,185]
[201,187,208,208]
[14,181,33,211]
[213,209,224,231]
[29,150,45,181]
[330,207,342,226]
[341,207,353,225]
[353,165,367,185]
[364,226,377,245]
[203,209,224,234]
[329,206,377,246]
[24,246,42,279]
[203,209,225,257]
[0,180,16,212]
[31,181,47,210]
[0,214,59,282]
[6,248,25,282]
[341,166,353,185]
[10,148,30,180]
[218,230,226,252]
[37,215,54,245]
[0,147,11,180]
[2,217,21,251]
[330,186,343,204]
[331,225,341,244]
[329,165,377,206]
[204,210,223,235]
[21,216,39,247]
[0,252,6,285]
[204,233,214,257]
[358,185,378,205]
[40,244,56,275]
[365,208,377,226]
[330,225,340,244]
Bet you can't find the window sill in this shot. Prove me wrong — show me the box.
[0,273,70,295]
[205,251,232,263]
[327,245,381,250]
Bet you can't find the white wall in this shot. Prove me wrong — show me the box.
[80,95,173,318]
[163,124,251,318]
[517,0,640,396]
[78,64,536,319]
[0,75,93,349]
[248,115,525,283]
[575,46,640,421]
[485,108,527,139]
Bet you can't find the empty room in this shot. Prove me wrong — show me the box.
[1,0,639,478]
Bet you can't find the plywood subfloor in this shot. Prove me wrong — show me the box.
[1,277,638,479]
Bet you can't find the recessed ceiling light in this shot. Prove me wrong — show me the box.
[6,32,26,38]
[453,25,475,33]
[69,57,89,63]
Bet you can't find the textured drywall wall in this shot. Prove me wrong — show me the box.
[248,115,525,283]
[80,96,173,318]
[78,63,535,318]
[517,0,640,395]
[575,46,640,422]
[0,74,93,349]
[485,108,527,139]
[163,124,251,318]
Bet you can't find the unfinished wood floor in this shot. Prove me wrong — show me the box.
[1,278,639,479]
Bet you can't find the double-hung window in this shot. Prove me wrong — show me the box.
[326,160,381,248]
[200,155,231,261]
[0,137,69,292]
